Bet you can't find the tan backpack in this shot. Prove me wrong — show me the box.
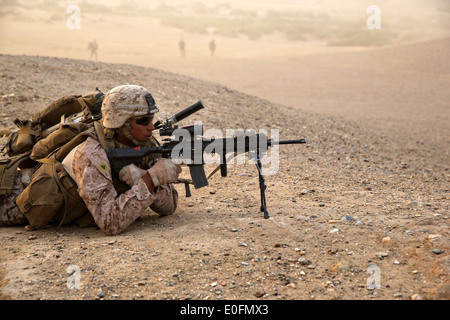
[15,123,100,228]
[2,90,104,158]
[0,90,105,228]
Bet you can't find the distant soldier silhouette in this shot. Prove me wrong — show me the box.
[179,38,186,58]
[209,39,216,57]
[88,40,98,60]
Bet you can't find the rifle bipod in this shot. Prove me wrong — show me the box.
[255,155,270,219]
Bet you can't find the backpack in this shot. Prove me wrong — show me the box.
[2,89,104,158]
[0,90,105,228]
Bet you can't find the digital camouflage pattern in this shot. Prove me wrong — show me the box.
[0,173,28,226]
[102,85,159,129]
[70,137,178,235]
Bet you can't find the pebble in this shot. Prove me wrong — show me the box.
[375,252,389,258]
[97,291,105,299]
[427,234,441,241]
[381,237,391,244]
[432,249,442,255]
[328,220,341,224]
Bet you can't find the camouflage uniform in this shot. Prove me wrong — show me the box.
[0,137,178,233]
[70,85,178,235]
[1,85,180,234]
[68,136,178,235]
[0,172,28,226]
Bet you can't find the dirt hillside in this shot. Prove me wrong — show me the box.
[0,48,448,301]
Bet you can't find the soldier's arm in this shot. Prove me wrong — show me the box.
[71,138,157,235]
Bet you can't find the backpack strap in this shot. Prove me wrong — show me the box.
[94,121,115,151]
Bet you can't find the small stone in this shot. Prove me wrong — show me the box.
[98,291,105,299]
[376,252,389,258]
[328,220,341,224]
[102,240,115,246]
[411,294,423,300]
[427,234,441,241]
[432,249,442,255]
[331,261,350,273]
[319,202,325,207]
[381,237,391,244]
[341,215,355,222]
[231,228,238,232]
[209,190,216,194]
[355,221,363,226]
[210,282,218,287]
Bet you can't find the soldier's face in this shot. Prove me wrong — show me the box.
[130,117,155,142]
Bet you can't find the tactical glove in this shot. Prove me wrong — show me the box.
[147,158,182,187]
[119,163,147,186]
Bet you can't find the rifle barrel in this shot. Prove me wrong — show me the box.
[269,139,306,145]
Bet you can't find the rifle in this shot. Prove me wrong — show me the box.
[107,101,306,218]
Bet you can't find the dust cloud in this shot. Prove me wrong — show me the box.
[1,0,448,63]
[1,0,449,147]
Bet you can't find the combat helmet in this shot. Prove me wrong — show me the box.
[101,85,159,129]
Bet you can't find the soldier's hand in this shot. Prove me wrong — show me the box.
[147,158,182,187]
[119,163,147,186]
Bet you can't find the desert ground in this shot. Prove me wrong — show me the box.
[0,0,449,302]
